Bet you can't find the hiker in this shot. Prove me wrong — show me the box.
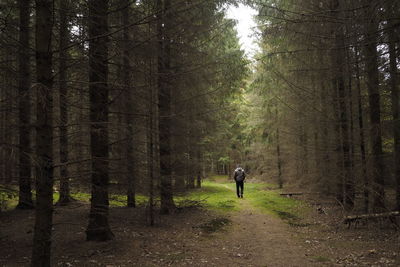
[233,166,246,198]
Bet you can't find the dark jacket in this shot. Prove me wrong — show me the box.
[234,168,246,182]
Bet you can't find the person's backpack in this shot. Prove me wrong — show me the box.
[235,168,245,182]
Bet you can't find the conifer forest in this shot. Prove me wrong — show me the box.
[0,0,400,266]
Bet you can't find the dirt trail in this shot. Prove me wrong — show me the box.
[193,187,316,267]
[0,185,318,267]
[3,183,400,266]
[0,183,327,266]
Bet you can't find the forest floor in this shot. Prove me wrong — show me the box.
[1,176,400,266]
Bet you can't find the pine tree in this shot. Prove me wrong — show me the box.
[31,0,54,265]
[16,0,34,209]
[86,0,114,241]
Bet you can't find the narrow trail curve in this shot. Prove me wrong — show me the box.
[196,184,317,267]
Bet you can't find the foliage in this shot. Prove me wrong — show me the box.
[0,187,18,211]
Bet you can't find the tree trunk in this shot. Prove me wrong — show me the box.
[121,0,136,208]
[300,126,308,177]
[158,0,175,214]
[387,2,400,211]
[319,81,330,189]
[276,108,283,189]
[31,0,54,265]
[146,13,156,224]
[196,171,202,188]
[196,150,202,188]
[345,17,356,208]
[86,0,114,241]
[347,49,356,209]
[16,0,34,209]
[57,0,72,205]
[186,118,195,189]
[3,51,13,186]
[332,73,344,203]
[364,4,385,211]
[147,72,155,225]
[332,0,353,209]
[355,43,368,213]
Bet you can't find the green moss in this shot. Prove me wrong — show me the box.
[0,187,18,210]
[61,192,148,207]
[178,177,307,221]
[216,200,236,209]
[1,190,149,210]
[240,183,308,225]
[3,175,308,223]
[175,180,240,212]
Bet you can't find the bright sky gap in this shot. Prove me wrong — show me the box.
[226,3,260,59]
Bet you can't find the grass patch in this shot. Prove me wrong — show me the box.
[243,183,309,225]
[198,217,231,233]
[0,188,148,210]
[56,191,148,207]
[216,200,236,209]
[176,180,240,212]
[2,175,308,225]
[179,177,308,222]
[0,186,18,211]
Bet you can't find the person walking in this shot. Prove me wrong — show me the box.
[233,166,246,198]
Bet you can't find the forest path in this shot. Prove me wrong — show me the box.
[0,179,322,266]
[194,181,316,267]
[2,179,400,266]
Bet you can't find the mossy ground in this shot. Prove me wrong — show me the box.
[180,175,306,225]
[0,188,148,210]
[2,175,306,226]
[2,176,399,266]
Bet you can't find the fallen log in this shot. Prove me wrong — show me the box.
[343,211,400,227]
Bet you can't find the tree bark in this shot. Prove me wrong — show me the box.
[186,117,195,189]
[364,3,385,211]
[276,108,283,189]
[196,150,202,188]
[158,0,175,214]
[122,0,136,208]
[86,0,114,241]
[147,68,155,225]
[332,73,344,203]
[31,0,54,265]
[16,0,34,209]
[57,0,72,205]
[355,43,368,213]
[387,2,400,211]
[332,0,354,209]
[146,12,156,224]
